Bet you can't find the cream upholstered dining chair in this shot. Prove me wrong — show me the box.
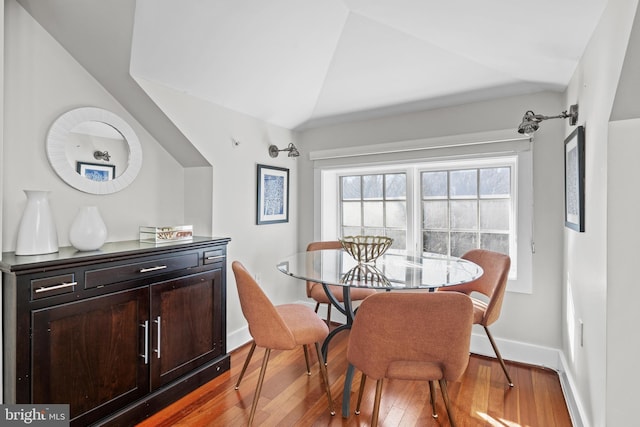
[306,241,377,325]
[231,261,335,426]
[438,249,514,386]
[347,291,473,427]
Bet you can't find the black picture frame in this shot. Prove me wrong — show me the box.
[76,161,116,182]
[256,164,289,225]
[564,126,585,232]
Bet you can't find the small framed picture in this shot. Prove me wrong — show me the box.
[564,126,585,232]
[257,164,289,225]
[77,161,116,182]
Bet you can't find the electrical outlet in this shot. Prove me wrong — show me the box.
[579,319,584,347]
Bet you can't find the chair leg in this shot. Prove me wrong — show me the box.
[484,326,514,387]
[371,379,384,427]
[303,344,311,375]
[355,372,367,415]
[235,341,256,389]
[314,342,336,416]
[439,379,456,427]
[314,302,320,313]
[326,303,332,325]
[428,380,438,418]
[248,348,271,426]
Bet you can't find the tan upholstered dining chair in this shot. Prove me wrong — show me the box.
[306,241,377,325]
[347,291,473,427]
[231,261,335,426]
[438,249,514,386]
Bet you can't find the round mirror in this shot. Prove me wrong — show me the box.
[47,107,142,194]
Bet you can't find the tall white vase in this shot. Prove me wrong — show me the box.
[69,206,108,251]
[15,190,59,255]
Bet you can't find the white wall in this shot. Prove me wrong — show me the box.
[297,92,566,352]
[133,78,300,350]
[607,118,640,427]
[2,0,188,252]
[563,1,639,425]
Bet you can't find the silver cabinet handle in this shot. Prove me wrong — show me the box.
[139,265,167,273]
[140,320,149,364]
[153,316,161,359]
[35,282,77,293]
[206,255,225,261]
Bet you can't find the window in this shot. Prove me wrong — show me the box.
[421,165,513,258]
[321,155,531,292]
[340,173,407,252]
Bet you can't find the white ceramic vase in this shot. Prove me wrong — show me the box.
[15,190,59,256]
[69,206,108,251]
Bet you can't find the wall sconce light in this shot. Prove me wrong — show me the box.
[93,150,111,161]
[268,142,300,158]
[517,104,579,134]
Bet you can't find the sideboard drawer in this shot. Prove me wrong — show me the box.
[85,253,199,289]
[204,249,226,265]
[31,273,77,300]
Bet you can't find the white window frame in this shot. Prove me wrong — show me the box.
[316,146,533,294]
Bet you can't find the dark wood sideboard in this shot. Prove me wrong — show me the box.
[1,236,231,426]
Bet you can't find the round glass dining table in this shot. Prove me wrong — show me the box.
[276,249,483,417]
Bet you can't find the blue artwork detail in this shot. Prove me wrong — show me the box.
[263,174,284,215]
[85,169,110,182]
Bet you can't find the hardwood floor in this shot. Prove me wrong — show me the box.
[137,328,572,427]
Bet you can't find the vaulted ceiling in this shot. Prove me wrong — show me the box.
[16,0,608,164]
[130,0,608,129]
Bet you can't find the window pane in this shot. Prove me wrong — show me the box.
[451,232,477,257]
[385,174,406,199]
[363,227,385,237]
[450,170,477,198]
[423,231,448,255]
[342,202,361,226]
[386,201,406,228]
[480,199,510,230]
[480,233,509,254]
[480,167,510,197]
[422,171,447,198]
[450,200,478,230]
[341,176,361,200]
[363,201,384,227]
[363,175,383,199]
[423,201,448,229]
[386,229,407,251]
[342,226,361,237]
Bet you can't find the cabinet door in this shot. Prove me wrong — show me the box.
[31,287,150,425]
[150,269,223,390]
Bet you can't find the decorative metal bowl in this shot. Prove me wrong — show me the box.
[340,235,393,264]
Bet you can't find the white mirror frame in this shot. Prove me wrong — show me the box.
[47,107,143,195]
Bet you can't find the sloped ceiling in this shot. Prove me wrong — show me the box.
[611,3,640,121]
[17,0,607,138]
[131,0,607,129]
[16,0,209,167]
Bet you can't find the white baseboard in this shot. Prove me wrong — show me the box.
[557,352,589,427]
[227,326,252,353]
[227,300,587,427]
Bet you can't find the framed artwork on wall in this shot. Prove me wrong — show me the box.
[257,164,289,225]
[76,161,116,182]
[564,126,585,232]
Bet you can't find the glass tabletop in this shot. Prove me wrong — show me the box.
[276,249,483,290]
